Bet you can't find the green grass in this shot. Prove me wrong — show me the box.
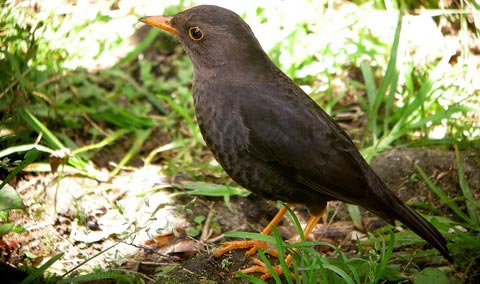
[230,203,399,284]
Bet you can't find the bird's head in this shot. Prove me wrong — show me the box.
[140,5,274,80]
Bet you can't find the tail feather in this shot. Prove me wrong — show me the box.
[394,202,452,262]
[365,171,452,262]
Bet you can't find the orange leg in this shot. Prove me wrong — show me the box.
[213,206,288,257]
[240,211,324,280]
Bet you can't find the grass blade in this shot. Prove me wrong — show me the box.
[272,226,293,283]
[110,129,151,176]
[0,148,38,191]
[346,204,363,230]
[20,252,64,284]
[18,109,65,149]
[454,145,479,225]
[257,248,282,283]
[17,109,92,171]
[373,231,395,283]
[283,203,305,241]
[416,164,472,223]
[322,264,355,284]
[236,272,268,284]
[0,144,53,158]
[223,231,276,244]
[72,129,131,155]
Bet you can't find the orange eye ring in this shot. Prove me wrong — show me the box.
[188,26,204,40]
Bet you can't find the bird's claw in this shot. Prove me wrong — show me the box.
[239,258,296,280]
[214,239,277,257]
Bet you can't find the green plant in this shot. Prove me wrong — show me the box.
[415,147,480,258]
[0,148,36,237]
[228,203,403,283]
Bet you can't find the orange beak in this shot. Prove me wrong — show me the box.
[139,16,178,35]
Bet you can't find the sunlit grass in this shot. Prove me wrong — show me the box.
[2,1,478,176]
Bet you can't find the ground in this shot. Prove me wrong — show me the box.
[2,147,479,283]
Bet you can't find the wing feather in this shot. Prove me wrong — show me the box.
[237,82,372,204]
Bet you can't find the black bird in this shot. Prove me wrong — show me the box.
[140,5,451,278]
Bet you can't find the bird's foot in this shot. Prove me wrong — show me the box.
[213,240,278,257]
[240,258,296,280]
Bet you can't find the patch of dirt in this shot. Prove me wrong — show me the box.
[372,148,480,216]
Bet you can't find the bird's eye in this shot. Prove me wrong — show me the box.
[188,27,204,40]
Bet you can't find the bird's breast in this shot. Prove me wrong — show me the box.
[193,87,249,173]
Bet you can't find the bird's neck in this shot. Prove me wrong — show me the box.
[193,56,282,83]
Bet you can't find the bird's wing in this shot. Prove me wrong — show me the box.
[237,81,376,205]
[230,82,450,259]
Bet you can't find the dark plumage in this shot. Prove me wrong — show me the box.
[140,4,451,266]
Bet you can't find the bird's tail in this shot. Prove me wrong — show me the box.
[391,197,452,262]
[365,171,452,262]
